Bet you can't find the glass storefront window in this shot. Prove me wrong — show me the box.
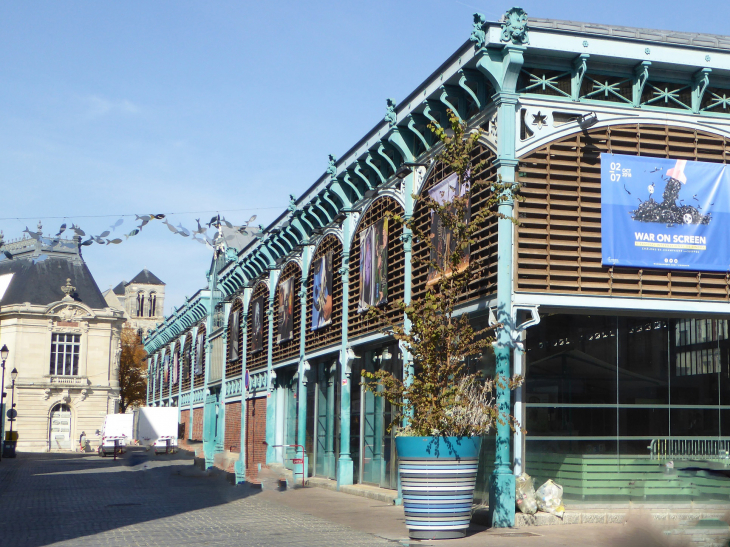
[524,313,730,502]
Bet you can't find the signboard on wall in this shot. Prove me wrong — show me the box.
[601,153,730,272]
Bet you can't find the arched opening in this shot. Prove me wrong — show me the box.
[49,403,72,451]
[136,292,145,317]
[149,292,157,317]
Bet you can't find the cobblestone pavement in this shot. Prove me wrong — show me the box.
[0,451,392,547]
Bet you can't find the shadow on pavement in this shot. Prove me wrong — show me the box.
[0,449,259,547]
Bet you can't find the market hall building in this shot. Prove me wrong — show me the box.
[144,10,730,525]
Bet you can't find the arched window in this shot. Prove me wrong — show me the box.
[136,292,145,317]
[149,293,157,317]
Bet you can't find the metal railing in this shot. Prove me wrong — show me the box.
[648,438,730,460]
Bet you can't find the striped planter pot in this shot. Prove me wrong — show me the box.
[396,436,481,540]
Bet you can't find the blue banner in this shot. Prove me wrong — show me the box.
[602,153,730,272]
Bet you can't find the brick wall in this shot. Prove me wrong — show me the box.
[246,396,267,482]
[224,402,241,453]
[179,409,190,441]
[192,407,203,441]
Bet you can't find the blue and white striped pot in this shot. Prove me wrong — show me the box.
[396,435,481,540]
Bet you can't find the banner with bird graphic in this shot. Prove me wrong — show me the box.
[601,153,730,272]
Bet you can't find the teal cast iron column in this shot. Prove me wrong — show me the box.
[234,287,251,484]
[337,213,354,487]
[296,244,311,477]
[265,271,278,464]
[203,273,216,468]
[188,326,195,441]
[489,91,520,528]
[217,302,230,454]
[476,31,524,527]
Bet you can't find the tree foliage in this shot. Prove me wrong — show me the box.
[118,326,148,413]
[362,110,522,438]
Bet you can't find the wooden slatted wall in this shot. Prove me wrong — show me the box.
[305,234,343,352]
[412,143,499,303]
[348,197,405,339]
[181,331,192,392]
[226,298,243,377]
[516,124,730,299]
[246,281,270,371]
[273,261,302,364]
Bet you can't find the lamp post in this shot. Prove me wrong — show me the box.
[0,344,9,462]
[9,368,17,443]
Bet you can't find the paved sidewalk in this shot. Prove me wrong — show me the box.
[0,451,390,547]
[1,451,727,546]
[263,485,705,547]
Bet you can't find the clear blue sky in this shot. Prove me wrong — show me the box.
[1,0,725,313]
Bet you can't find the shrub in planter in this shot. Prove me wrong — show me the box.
[362,111,522,540]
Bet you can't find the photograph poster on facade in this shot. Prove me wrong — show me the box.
[252,295,263,352]
[195,331,203,374]
[358,218,388,312]
[230,307,240,360]
[278,277,294,343]
[601,153,730,271]
[172,349,178,385]
[163,354,169,384]
[311,251,333,331]
[426,172,471,287]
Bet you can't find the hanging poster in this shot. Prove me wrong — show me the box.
[426,172,471,286]
[311,251,333,330]
[163,354,170,384]
[601,153,730,272]
[230,308,240,361]
[194,331,204,375]
[359,218,388,311]
[183,350,190,380]
[252,296,264,352]
[278,278,294,343]
[172,350,178,385]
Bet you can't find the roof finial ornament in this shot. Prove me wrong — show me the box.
[470,13,488,49]
[61,278,76,300]
[500,7,528,45]
[385,98,397,127]
[326,154,337,181]
[288,194,297,213]
[37,221,43,236]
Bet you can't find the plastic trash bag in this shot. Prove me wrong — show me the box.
[515,473,538,514]
[535,479,565,518]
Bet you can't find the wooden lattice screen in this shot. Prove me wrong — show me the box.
[226,298,243,377]
[305,234,343,352]
[194,324,206,388]
[515,124,730,299]
[348,197,405,339]
[246,281,270,371]
[181,331,193,392]
[273,261,302,364]
[411,143,499,304]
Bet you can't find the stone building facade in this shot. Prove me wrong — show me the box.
[0,227,125,452]
[102,269,165,336]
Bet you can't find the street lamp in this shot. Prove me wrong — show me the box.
[0,344,9,462]
[9,368,17,444]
